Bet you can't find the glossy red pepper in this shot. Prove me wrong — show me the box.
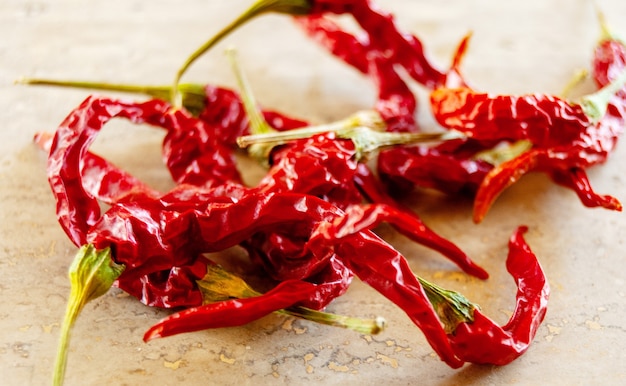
[377,137,498,196]
[429,27,626,222]
[449,226,549,365]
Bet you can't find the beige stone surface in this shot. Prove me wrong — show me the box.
[1,0,625,385]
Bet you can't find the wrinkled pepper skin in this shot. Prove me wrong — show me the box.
[429,30,626,222]
[449,226,549,365]
[377,138,497,196]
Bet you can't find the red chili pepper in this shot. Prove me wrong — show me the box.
[46,96,177,246]
[448,226,549,365]
[317,219,548,367]
[294,14,417,131]
[306,0,447,89]
[429,26,626,222]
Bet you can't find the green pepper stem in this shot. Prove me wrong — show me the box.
[278,308,386,335]
[579,66,626,121]
[171,0,312,108]
[16,78,208,116]
[197,264,385,335]
[238,115,464,160]
[225,48,274,136]
[595,7,624,44]
[53,245,124,386]
[417,276,477,334]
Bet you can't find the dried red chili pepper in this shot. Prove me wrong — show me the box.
[431,79,626,221]
[145,200,548,369]
[246,132,487,279]
[376,138,500,197]
[448,226,549,365]
[46,94,400,385]
[429,24,626,222]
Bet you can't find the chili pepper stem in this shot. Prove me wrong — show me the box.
[53,245,124,386]
[224,46,281,163]
[238,121,465,160]
[579,66,626,121]
[277,308,386,335]
[560,69,589,99]
[171,0,312,108]
[417,276,477,334]
[16,78,208,115]
[225,48,274,135]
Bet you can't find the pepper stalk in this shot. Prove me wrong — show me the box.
[171,0,313,108]
[417,276,478,334]
[16,78,208,116]
[579,66,626,121]
[53,245,125,386]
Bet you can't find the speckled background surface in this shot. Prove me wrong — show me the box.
[1,1,625,385]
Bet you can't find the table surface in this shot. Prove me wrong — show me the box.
[2,1,625,385]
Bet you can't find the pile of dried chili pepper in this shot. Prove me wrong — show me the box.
[20,1,626,386]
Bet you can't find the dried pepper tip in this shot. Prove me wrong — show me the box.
[197,264,386,335]
[579,66,626,121]
[448,226,549,365]
[16,78,207,116]
[417,276,477,334]
[53,245,124,386]
[171,0,313,107]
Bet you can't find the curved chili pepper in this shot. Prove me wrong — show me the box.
[448,226,549,365]
[315,215,548,367]
[46,96,175,246]
[294,14,417,132]
[35,131,160,203]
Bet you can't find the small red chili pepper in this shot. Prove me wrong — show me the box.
[168,0,457,115]
[226,50,487,279]
[429,25,626,222]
